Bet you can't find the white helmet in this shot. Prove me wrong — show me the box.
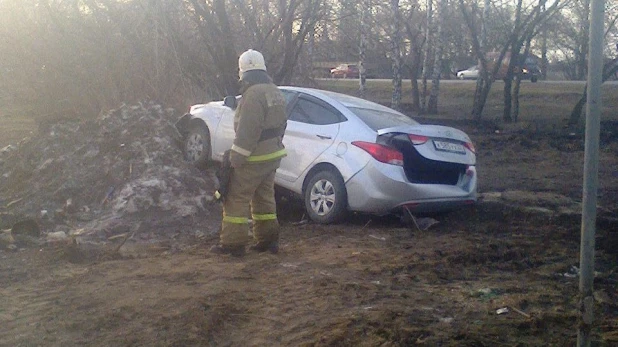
[238,49,266,79]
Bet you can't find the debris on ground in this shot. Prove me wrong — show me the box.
[0,103,221,249]
[496,307,509,315]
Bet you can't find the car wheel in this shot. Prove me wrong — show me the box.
[184,124,210,168]
[531,76,538,83]
[304,170,347,224]
[458,75,464,80]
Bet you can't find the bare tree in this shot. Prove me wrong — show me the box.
[511,37,532,122]
[390,0,403,110]
[501,0,564,122]
[459,0,564,120]
[568,45,618,127]
[427,0,445,114]
[575,0,591,80]
[359,0,369,97]
[459,0,495,119]
[421,0,433,112]
[403,3,425,112]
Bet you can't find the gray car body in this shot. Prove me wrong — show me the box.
[457,66,479,80]
[182,86,477,216]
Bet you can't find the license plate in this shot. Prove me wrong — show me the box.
[433,140,466,154]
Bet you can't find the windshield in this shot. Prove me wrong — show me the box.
[349,107,419,131]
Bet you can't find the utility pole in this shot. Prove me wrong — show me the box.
[577,0,604,345]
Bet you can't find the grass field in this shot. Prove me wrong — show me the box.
[2,80,617,148]
[318,79,618,125]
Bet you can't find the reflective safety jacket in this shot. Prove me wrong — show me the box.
[231,83,287,163]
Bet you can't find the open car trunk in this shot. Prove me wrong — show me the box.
[376,125,475,185]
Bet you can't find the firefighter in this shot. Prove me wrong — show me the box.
[210,49,287,257]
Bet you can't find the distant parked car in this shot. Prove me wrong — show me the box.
[176,87,477,224]
[457,66,479,80]
[486,52,540,83]
[519,65,541,83]
[330,64,360,79]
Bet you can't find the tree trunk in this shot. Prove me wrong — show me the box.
[503,77,512,122]
[302,25,316,86]
[390,0,402,111]
[421,0,433,113]
[512,78,521,122]
[471,0,490,119]
[568,58,618,126]
[409,43,422,112]
[212,0,241,95]
[540,2,547,81]
[427,0,444,114]
[512,38,531,122]
[576,0,590,80]
[359,1,368,98]
[569,89,587,127]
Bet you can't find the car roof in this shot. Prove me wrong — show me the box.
[280,86,404,115]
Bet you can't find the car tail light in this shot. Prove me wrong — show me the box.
[465,166,474,177]
[352,141,404,166]
[464,141,476,153]
[408,134,429,145]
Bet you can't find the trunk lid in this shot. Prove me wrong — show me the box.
[377,125,475,166]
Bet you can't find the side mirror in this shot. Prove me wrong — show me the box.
[223,96,237,110]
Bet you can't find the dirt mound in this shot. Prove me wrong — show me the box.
[0,103,220,245]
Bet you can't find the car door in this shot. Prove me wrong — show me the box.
[212,91,298,162]
[277,94,344,183]
[211,103,236,161]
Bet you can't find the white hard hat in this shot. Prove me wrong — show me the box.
[238,49,266,79]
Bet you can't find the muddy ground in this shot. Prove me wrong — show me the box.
[1,106,618,346]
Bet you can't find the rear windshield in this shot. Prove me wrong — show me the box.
[348,107,419,131]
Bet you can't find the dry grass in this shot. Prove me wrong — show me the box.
[0,114,35,148]
[317,79,618,126]
[2,80,617,147]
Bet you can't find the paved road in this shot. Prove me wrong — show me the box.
[322,78,618,85]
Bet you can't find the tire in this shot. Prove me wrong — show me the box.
[304,170,347,224]
[184,124,210,168]
[531,76,538,83]
[458,75,464,80]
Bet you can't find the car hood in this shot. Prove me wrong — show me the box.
[190,101,224,114]
[378,125,476,165]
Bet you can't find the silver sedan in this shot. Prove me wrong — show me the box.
[176,87,477,224]
[457,66,479,80]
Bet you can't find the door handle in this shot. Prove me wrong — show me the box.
[316,134,332,140]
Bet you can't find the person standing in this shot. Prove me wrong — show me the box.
[210,49,287,257]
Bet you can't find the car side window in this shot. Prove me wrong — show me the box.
[280,90,298,114]
[280,90,297,105]
[288,97,344,125]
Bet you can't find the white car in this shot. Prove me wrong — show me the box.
[176,87,477,224]
[457,65,479,80]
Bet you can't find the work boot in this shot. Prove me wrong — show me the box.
[209,244,245,257]
[249,241,279,254]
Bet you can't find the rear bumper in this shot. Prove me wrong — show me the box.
[345,160,477,215]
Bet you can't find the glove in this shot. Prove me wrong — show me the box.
[229,150,248,168]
